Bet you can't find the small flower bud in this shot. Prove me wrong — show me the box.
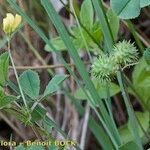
[3,13,22,36]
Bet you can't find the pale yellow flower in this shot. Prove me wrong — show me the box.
[3,13,22,35]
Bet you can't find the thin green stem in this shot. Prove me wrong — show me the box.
[7,39,29,111]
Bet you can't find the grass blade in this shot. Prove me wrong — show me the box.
[92,0,114,51]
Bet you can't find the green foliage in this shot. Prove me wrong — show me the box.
[143,48,150,65]
[45,37,66,52]
[0,90,16,109]
[6,0,149,149]
[80,0,93,30]
[140,0,150,7]
[119,141,140,150]
[92,0,113,52]
[71,23,103,51]
[43,74,68,97]
[107,9,119,41]
[45,0,103,52]
[19,70,40,100]
[132,58,150,109]
[111,0,150,19]
[0,52,9,86]
[44,36,81,52]
[119,112,149,144]
[31,105,46,122]
[40,0,122,148]
[74,79,120,100]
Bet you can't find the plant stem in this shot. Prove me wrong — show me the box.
[7,39,28,110]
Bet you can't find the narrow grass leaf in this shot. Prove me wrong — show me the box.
[92,0,114,51]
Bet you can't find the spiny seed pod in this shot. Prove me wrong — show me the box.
[91,41,138,82]
[112,40,138,66]
[91,54,118,82]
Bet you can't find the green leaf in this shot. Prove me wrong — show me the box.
[74,80,120,100]
[44,74,68,97]
[80,0,93,29]
[119,141,140,150]
[143,48,150,65]
[19,70,40,100]
[107,9,119,41]
[45,36,82,52]
[91,22,103,44]
[132,58,150,108]
[74,88,89,100]
[119,112,149,144]
[45,37,66,52]
[119,124,134,144]
[31,105,46,122]
[0,90,16,109]
[135,112,149,137]
[95,81,120,99]
[43,116,53,134]
[110,0,141,19]
[140,0,150,7]
[0,52,9,86]
[0,86,3,91]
